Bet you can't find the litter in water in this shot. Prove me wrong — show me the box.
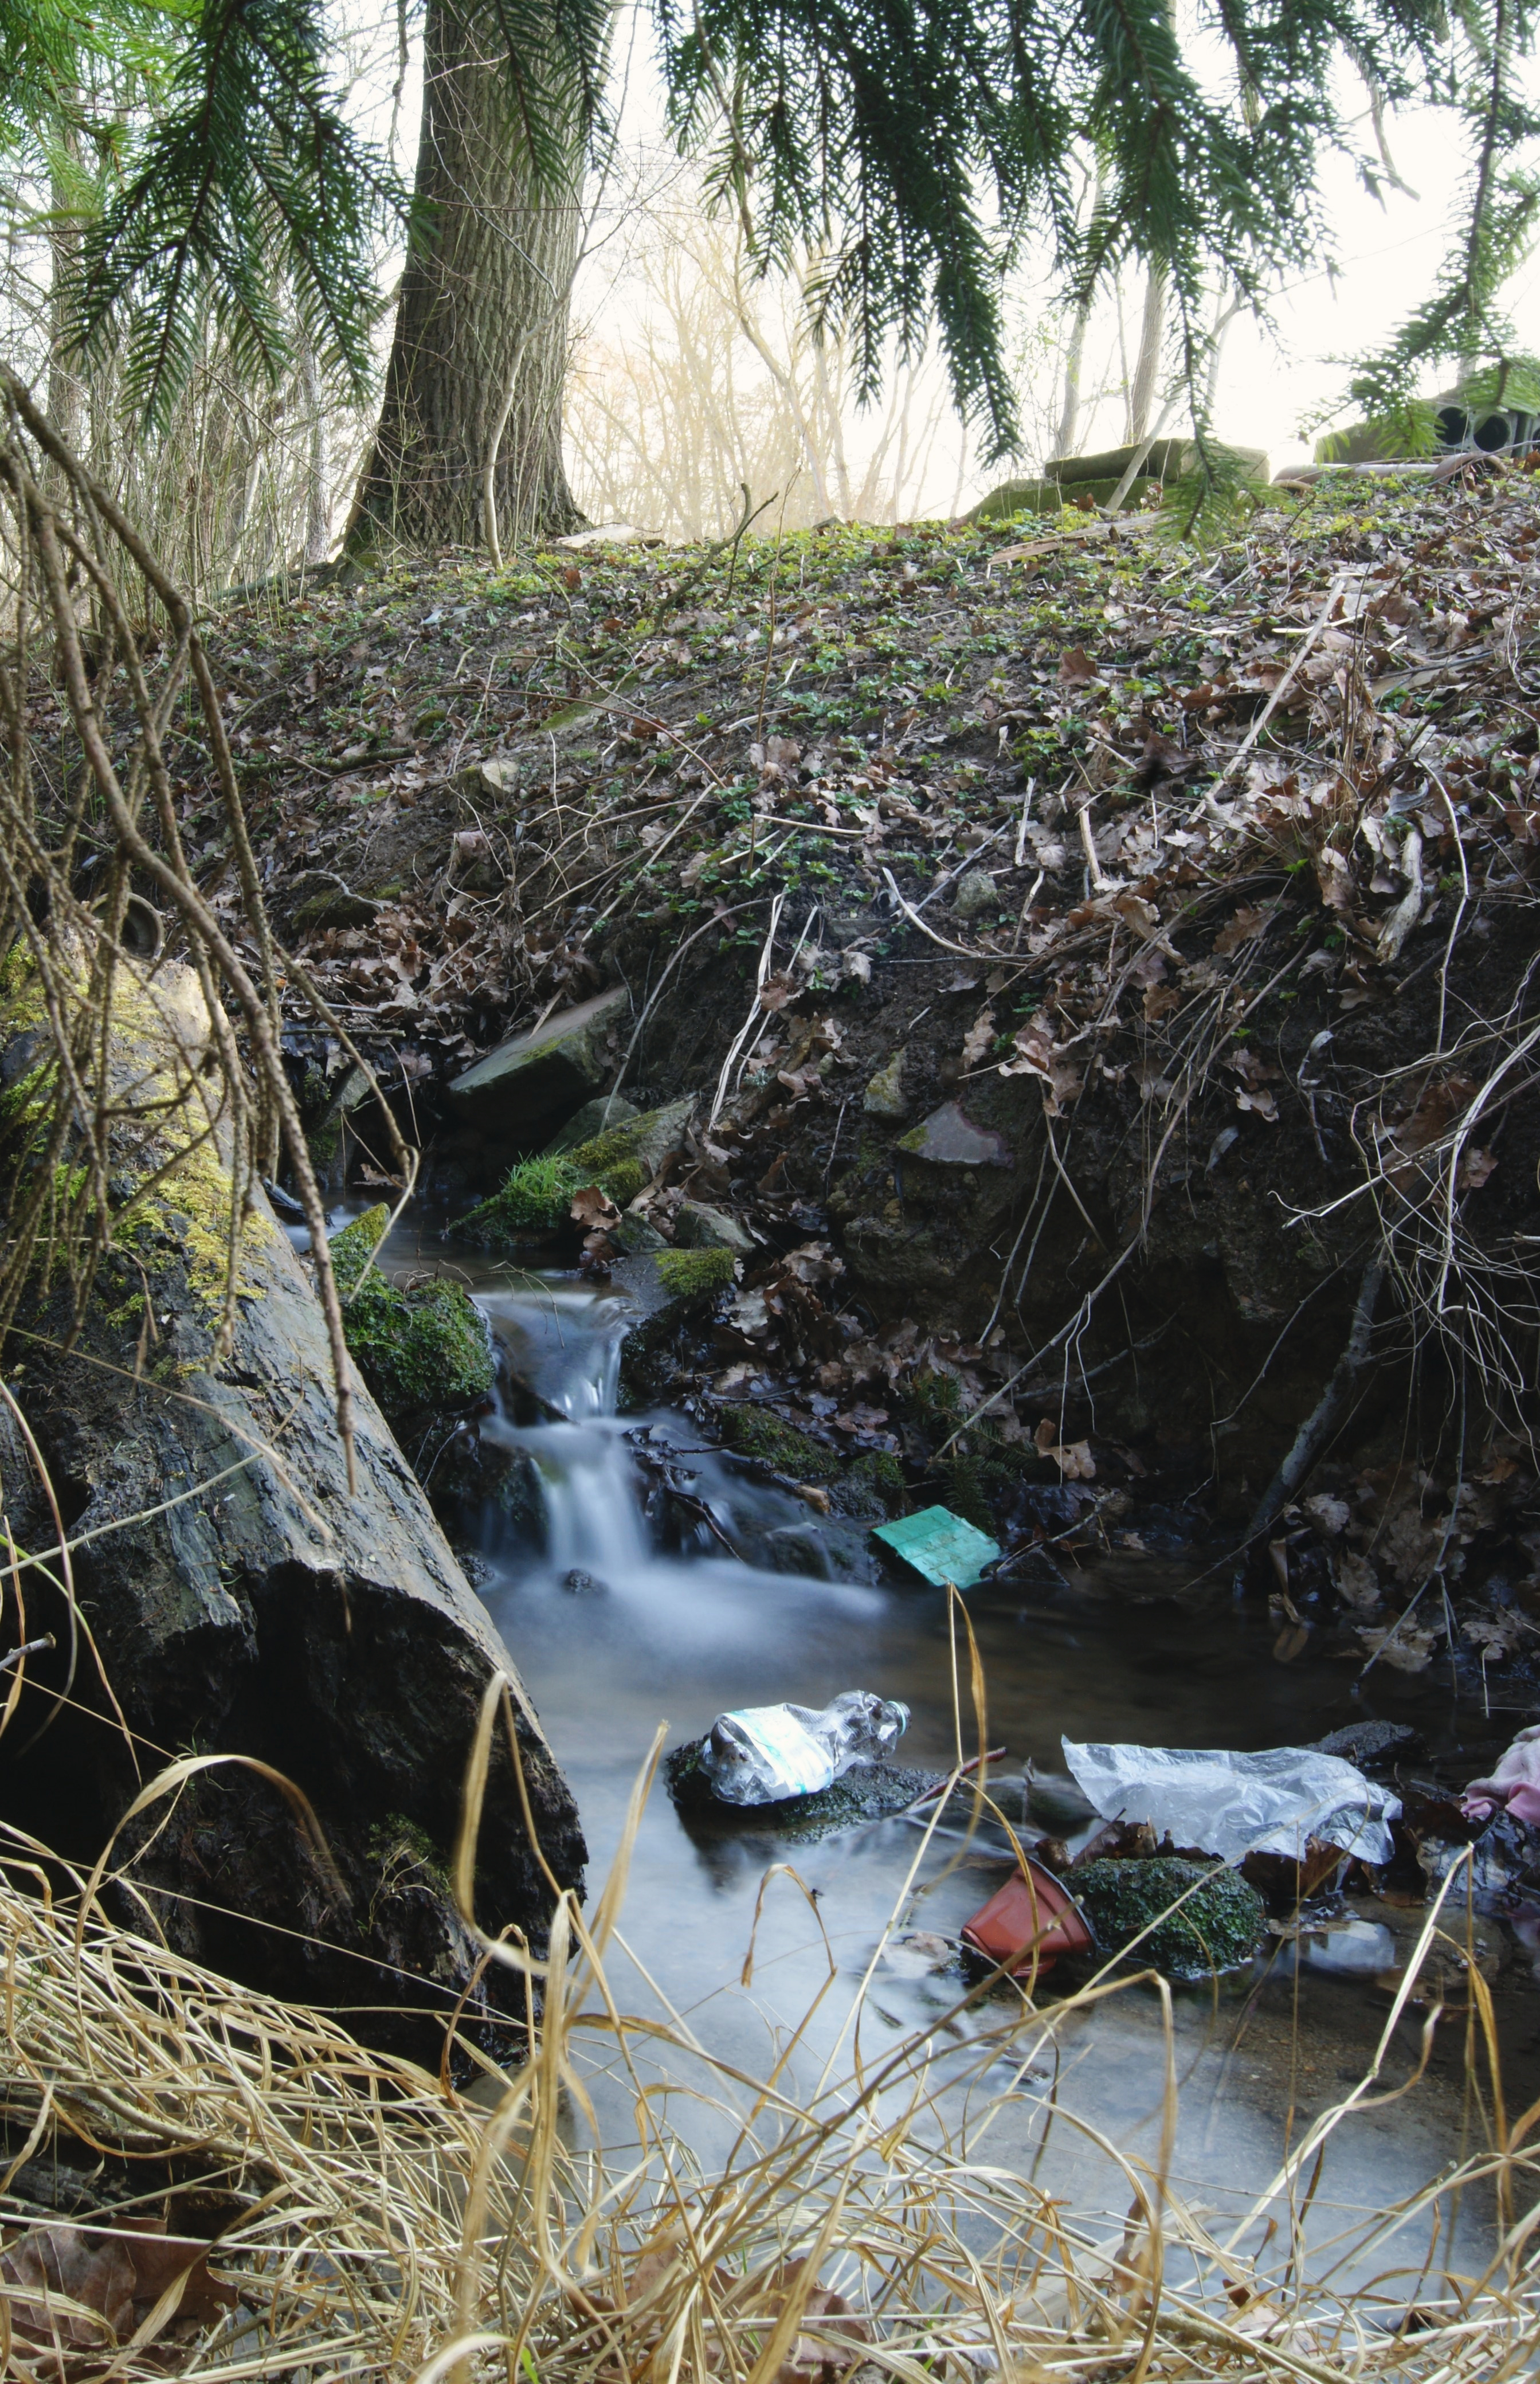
[872,1505,1001,1589]
[1462,1722,1540,1823]
[1062,1738,1401,1866]
[962,1860,1094,1975]
[696,1690,911,1805]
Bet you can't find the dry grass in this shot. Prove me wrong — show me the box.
[0,1704,1535,2384]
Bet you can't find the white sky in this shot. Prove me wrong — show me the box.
[348,10,1540,505]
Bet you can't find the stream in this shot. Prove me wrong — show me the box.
[382,1238,1537,2270]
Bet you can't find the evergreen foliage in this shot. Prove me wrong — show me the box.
[5,0,1540,500]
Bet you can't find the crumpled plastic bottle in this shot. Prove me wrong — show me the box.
[700,1690,911,1804]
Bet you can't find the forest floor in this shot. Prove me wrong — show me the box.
[184,459,1540,1700]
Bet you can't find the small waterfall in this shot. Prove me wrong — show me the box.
[469,1275,883,1631]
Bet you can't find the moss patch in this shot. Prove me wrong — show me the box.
[331,1205,493,1426]
[655,1246,738,1299]
[463,1143,648,1247]
[721,1405,840,1481]
[1071,1858,1265,1980]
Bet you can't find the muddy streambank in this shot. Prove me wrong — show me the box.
[321,879,1540,1713]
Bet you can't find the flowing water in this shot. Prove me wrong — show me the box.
[383,1240,1534,2261]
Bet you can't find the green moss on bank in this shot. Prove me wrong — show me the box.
[462,1143,648,1247]
[330,1205,493,1424]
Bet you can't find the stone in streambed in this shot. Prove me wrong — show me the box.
[1070,1858,1266,1980]
[673,1200,755,1256]
[448,985,630,1134]
[328,1204,492,1429]
[542,1094,639,1152]
[665,1744,941,1842]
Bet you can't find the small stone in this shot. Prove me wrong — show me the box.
[477,757,522,799]
[673,1200,756,1255]
[561,1568,606,1596]
[863,1048,908,1119]
[613,1209,667,1254]
[952,868,1000,919]
[897,1101,1013,1169]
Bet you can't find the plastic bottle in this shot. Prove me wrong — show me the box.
[700,1690,911,1804]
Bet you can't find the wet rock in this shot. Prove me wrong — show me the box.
[897,1102,1014,1168]
[675,1200,755,1256]
[863,1048,908,1119]
[613,1209,667,1254]
[448,986,630,1135]
[1312,1720,1425,1774]
[561,1568,606,1596]
[0,965,584,2053]
[665,1746,939,1843]
[951,869,1001,920]
[543,1094,639,1152]
[566,1094,696,1181]
[328,1204,493,1432]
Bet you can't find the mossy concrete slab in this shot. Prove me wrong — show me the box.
[448,986,630,1133]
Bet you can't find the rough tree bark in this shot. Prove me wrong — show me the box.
[347,0,585,554]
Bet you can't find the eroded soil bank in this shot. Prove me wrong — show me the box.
[191,464,1540,1701]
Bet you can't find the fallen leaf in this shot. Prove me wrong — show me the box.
[1357,1622,1437,1672]
[571,1185,622,1230]
[960,1005,996,1070]
[1235,1086,1279,1121]
[1458,1146,1498,1189]
[1034,1419,1096,1479]
[1213,905,1270,956]
[1058,645,1099,686]
[1142,983,1181,1021]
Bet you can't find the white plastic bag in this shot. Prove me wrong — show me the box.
[1061,1738,1400,1865]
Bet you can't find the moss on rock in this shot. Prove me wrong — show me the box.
[721,1405,840,1481]
[654,1246,738,1298]
[1071,1857,1265,1981]
[331,1205,493,1426]
[462,1144,648,1247]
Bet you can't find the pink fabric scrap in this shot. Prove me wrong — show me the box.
[1461,1724,1540,1825]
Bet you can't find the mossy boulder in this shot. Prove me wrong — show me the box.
[563,1094,696,1183]
[460,1109,676,1247]
[1070,1857,1266,1981]
[330,1206,493,1427]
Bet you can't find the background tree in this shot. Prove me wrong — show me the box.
[10,0,1540,554]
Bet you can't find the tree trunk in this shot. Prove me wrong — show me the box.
[1127,264,1167,444]
[348,0,585,555]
